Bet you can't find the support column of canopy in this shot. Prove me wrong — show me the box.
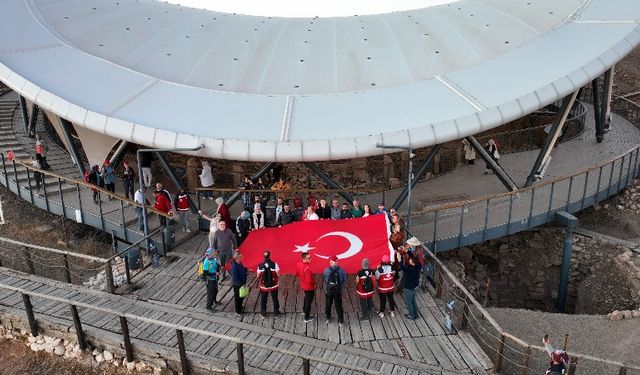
[592,67,614,143]
[466,136,518,192]
[59,117,85,176]
[603,67,615,132]
[109,141,129,169]
[224,163,275,207]
[392,144,443,210]
[153,151,198,214]
[27,104,39,138]
[18,96,29,134]
[304,163,354,205]
[525,91,579,187]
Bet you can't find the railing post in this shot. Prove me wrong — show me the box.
[1,153,8,187]
[75,183,84,224]
[562,333,569,351]
[62,254,71,283]
[458,204,465,247]
[435,268,443,299]
[124,254,131,285]
[176,329,190,375]
[120,199,128,242]
[26,169,34,204]
[634,147,640,179]
[580,171,589,210]
[494,333,506,372]
[105,260,115,294]
[237,342,246,375]
[42,176,50,213]
[70,304,86,350]
[506,194,514,234]
[595,166,604,201]
[483,199,490,240]
[23,246,35,274]
[22,293,38,337]
[607,160,616,197]
[303,358,311,375]
[432,211,439,250]
[460,295,470,329]
[13,160,21,199]
[58,178,66,218]
[546,182,555,221]
[566,176,574,211]
[619,366,628,375]
[98,192,105,231]
[119,316,134,362]
[520,345,531,375]
[617,155,625,192]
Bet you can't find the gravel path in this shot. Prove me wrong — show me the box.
[487,307,640,373]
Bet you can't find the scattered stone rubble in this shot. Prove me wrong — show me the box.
[0,324,161,374]
[83,257,134,291]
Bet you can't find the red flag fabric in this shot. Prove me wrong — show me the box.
[238,214,393,274]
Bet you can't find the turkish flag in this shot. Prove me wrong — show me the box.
[238,214,394,274]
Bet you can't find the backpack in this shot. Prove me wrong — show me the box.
[362,271,374,293]
[262,262,275,287]
[197,259,205,280]
[327,268,341,295]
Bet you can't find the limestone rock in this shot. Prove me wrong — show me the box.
[103,350,114,361]
[632,310,640,318]
[623,310,633,319]
[609,310,624,321]
[54,345,65,356]
[95,353,105,363]
[126,361,136,371]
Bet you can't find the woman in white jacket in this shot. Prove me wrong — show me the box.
[199,160,214,199]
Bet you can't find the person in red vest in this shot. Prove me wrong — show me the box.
[295,252,316,323]
[355,258,376,321]
[174,187,191,233]
[153,190,172,227]
[375,255,396,318]
[257,250,281,318]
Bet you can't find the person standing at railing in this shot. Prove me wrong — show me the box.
[100,160,116,199]
[239,175,254,212]
[198,160,214,200]
[252,205,266,229]
[400,253,421,320]
[87,165,102,204]
[543,336,570,375]
[175,187,191,233]
[31,154,43,190]
[484,139,500,174]
[139,152,153,189]
[134,187,149,231]
[316,198,331,219]
[153,190,172,227]
[34,134,49,170]
[122,160,136,200]
[271,176,291,201]
[461,139,476,165]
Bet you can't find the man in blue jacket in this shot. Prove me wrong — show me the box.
[323,256,347,326]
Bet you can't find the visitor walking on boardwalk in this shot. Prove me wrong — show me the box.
[34,134,49,169]
[231,252,248,316]
[134,187,149,231]
[153,190,172,227]
[101,160,116,198]
[400,254,421,320]
[199,160,214,199]
[356,258,376,321]
[323,256,346,326]
[122,160,136,200]
[295,252,316,323]
[175,187,191,233]
[87,165,102,204]
[211,220,237,281]
[235,210,252,245]
[31,154,43,190]
[257,251,281,318]
[139,152,153,188]
[543,336,570,375]
[461,139,476,165]
[484,138,500,174]
[252,206,266,229]
[375,255,397,318]
[203,248,219,311]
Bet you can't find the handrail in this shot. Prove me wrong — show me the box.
[0,281,382,375]
[107,226,163,262]
[194,187,387,194]
[0,236,107,263]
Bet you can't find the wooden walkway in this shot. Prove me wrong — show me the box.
[0,266,490,374]
[123,234,492,373]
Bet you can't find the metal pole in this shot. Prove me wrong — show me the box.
[592,78,604,143]
[62,254,71,283]
[70,304,86,350]
[466,136,518,192]
[557,227,573,313]
[75,183,84,224]
[392,144,443,209]
[22,293,38,336]
[18,96,29,134]
[304,162,354,205]
[120,316,134,362]
[153,151,198,213]
[59,118,85,176]
[237,342,246,375]
[27,104,39,137]
[109,140,129,169]
[407,148,413,229]
[176,329,190,375]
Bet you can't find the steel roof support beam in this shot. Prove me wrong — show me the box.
[59,117,86,176]
[18,96,29,134]
[603,67,614,132]
[466,136,518,192]
[27,103,39,138]
[153,151,198,214]
[592,77,605,143]
[304,163,354,205]
[525,91,578,187]
[392,144,443,210]
[224,162,275,207]
[109,141,129,169]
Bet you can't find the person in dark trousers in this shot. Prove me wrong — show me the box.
[174,188,191,233]
[235,210,252,245]
[211,221,237,280]
[276,203,295,226]
[295,252,316,323]
[323,256,346,326]
[230,252,248,316]
[375,255,397,318]
[31,154,43,190]
[202,248,219,311]
[400,254,421,320]
[87,165,102,204]
[139,152,153,188]
[355,258,376,320]
[257,251,281,318]
[122,160,136,200]
[543,337,570,375]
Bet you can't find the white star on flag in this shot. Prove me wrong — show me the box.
[293,243,315,252]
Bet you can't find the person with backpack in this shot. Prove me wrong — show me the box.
[355,258,376,321]
[543,336,570,374]
[230,252,248,316]
[202,248,219,311]
[400,253,421,320]
[295,252,316,323]
[323,256,346,326]
[375,255,396,318]
[257,251,281,318]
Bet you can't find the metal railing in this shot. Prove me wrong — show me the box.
[0,281,382,375]
[409,230,640,375]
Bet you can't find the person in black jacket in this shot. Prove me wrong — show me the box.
[400,254,421,320]
[231,252,248,315]
[277,204,296,226]
[316,198,331,219]
[235,210,252,245]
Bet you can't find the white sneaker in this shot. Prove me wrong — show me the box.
[378,312,384,318]
[390,311,395,317]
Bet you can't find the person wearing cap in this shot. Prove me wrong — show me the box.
[203,248,220,310]
[230,252,248,315]
[355,258,376,321]
[400,253,421,320]
[375,255,397,318]
[295,252,316,323]
[543,336,570,374]
[101,159,116,199]
[322,256,347,325]
[257,251,281,318]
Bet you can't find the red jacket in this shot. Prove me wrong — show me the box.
[376,264,395,293]
[356,269,376,299]
[176,193,190,211]
[257,260,279,292]
[154,194,172,214]
[217,203,232,228]
[296,262,316,291]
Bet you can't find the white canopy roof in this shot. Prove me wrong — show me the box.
[0,0,639,161]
